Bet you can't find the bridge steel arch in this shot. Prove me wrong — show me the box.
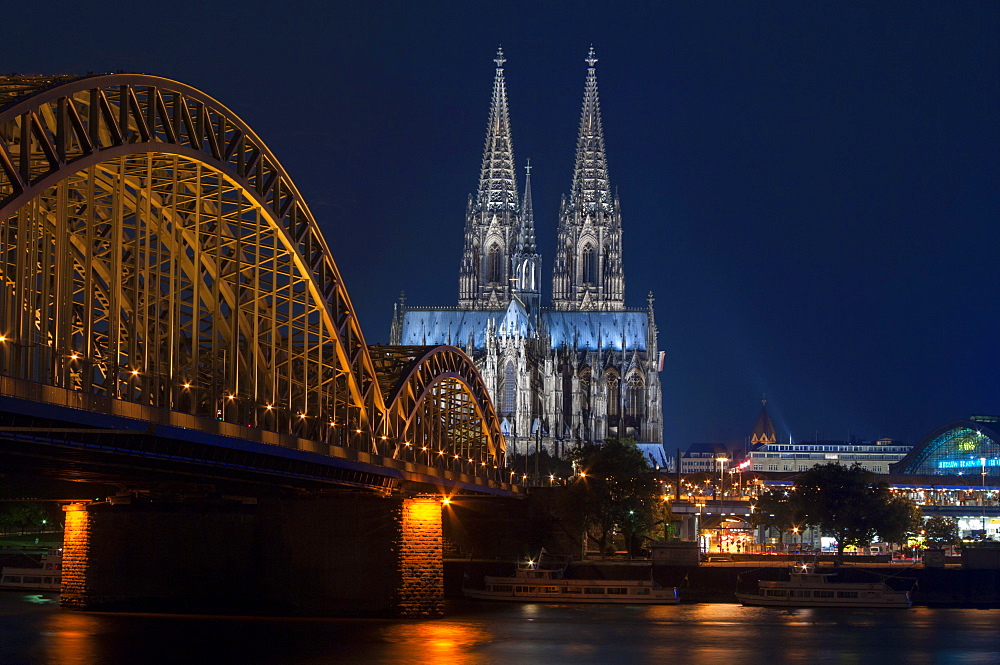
[0,74,506,487]
[371,345,506,476]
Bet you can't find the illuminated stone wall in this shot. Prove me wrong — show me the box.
[399,497,444,616]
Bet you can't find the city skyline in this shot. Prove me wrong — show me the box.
[5,1,998,449]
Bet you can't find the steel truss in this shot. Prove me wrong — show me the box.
[0,74,505,483]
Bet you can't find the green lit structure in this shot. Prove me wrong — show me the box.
[892,416,1000,476]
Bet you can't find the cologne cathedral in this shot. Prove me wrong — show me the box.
[390,48,664,462]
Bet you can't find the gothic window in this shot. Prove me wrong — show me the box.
[562,363,574,436]
[582,243,596,285]
[487,244,503,283]
[624,372,646,428]
[500,361,516,415]
[579,366,592,412]
[605,369,620,427]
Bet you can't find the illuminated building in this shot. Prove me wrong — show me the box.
[391,48,663,459]
[891,415,1000,476]
[749,437,911,474]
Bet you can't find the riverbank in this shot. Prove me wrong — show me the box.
[446,559,1000,607]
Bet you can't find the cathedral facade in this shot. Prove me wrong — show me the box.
[390,48,664,461]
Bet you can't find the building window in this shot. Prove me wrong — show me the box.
[500,361,516,415]
[624,372,645,429]
[606,370,621,424]
[487,244,503,283]
[582,244,596,285]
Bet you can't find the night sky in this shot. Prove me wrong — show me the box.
[6,2,998,450]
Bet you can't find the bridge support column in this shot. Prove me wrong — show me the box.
[59,501,258,611]
[58,494,444,616]
[257,493,443,617]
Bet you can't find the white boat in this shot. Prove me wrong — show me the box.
[0,553,62,591]
[463,556,680,604]
[736,563,911,608]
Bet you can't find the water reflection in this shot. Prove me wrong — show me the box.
[42,611,102,665]
[380,621,493,664]
[1,596,996,665]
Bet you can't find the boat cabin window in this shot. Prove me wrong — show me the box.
[789,590,811,598]
[2,576,21,583]
[836,591,859,599]
[814,590,834,598]
[584,587,605,594]
[765,589,787,597]
[607,588,627,595]
[632,588,650,595]
[561,587,581,594]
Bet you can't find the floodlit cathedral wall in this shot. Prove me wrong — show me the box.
[390,48,664,458]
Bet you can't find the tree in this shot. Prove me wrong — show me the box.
[876,494,923,551]
[0,501,47,534]
[559,437,660,558]
[793,463,895,564]
[749,487,804,550]
[923,515,960,552]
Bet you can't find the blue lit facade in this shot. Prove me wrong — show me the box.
[891,418,1000,476]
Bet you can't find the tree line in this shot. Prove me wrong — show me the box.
[540,439,960,559]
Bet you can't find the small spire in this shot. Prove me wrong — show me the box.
[495,46,506,68]
[519,159,537,253]
[586,45,598,68]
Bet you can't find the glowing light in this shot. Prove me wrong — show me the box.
[441,497,452,506]
[404,496,441,525]
[265,404,272,410]
[183,382,191,389]
[0,335,6,342]
[130,369,139,376]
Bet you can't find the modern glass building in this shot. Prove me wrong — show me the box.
[891,416,1000,476]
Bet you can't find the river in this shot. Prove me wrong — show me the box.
[1,592,997,664]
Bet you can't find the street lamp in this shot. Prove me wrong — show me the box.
[981,457,988,538]
[716,456,728,497]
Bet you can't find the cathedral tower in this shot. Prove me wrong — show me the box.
[551,48,625,311]
[458,48,522,309]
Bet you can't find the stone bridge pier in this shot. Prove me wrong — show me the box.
[59,494,444,617]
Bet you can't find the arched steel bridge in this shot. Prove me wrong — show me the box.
[0,74,510,494]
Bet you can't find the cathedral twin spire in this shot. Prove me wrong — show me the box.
[476,49,519,214]
[459,47,624,312]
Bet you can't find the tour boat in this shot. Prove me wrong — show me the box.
[0,553,62,591]
[463,556,680,604]
[736,564,911,609]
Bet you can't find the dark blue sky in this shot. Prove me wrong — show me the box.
[7,1,999,449]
